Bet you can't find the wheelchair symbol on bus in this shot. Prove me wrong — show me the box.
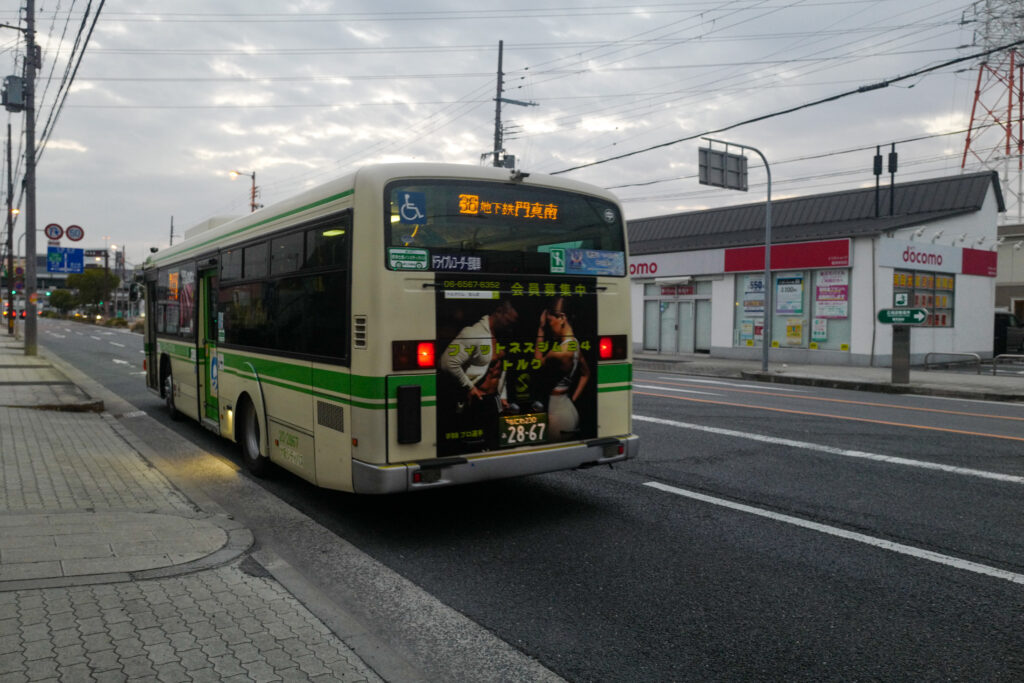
[399,192,426,223]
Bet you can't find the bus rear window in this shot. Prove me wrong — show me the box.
[385,179,626,276]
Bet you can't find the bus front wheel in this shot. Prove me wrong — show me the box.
[238,398,270,477]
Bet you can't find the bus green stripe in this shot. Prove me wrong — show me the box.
[218,353,630,402]
[597,363,632,384]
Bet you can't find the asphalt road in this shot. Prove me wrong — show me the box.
[38,319,1024,681]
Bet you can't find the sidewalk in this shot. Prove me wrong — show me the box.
[0,336,383,682]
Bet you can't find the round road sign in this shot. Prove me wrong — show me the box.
[65,225,84,241]
[44,223,63,240]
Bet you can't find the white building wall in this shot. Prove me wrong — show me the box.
[711,277,735,349]
[630,183,1002,365]
[848,236,877,363]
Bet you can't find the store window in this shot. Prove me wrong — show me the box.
[893,270,954,327]
[734,269,851,351]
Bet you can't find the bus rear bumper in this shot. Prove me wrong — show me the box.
[352,434,639,494]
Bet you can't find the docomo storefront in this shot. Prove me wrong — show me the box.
[631,236,999,365]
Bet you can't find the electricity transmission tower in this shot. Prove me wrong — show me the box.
[960,0,1024,222]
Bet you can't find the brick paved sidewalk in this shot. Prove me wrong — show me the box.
[0,360,382,681]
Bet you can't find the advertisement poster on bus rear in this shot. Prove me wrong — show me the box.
[435,274,598,457]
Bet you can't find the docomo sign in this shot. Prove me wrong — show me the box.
[629,261,658,276]
[878,239,996,277]
[900,245,944,267]
[880,240,960,274]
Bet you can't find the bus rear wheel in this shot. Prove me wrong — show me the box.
[162,366,180,421]
[238,398,270,477]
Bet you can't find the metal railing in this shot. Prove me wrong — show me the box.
[922,352,982,374]
[992,354,1024,376]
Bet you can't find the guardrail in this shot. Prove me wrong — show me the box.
[923,352,982,374]
[992,354,1024,376]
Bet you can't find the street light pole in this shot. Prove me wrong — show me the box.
[700,137,772,372]
[229,170,258,212]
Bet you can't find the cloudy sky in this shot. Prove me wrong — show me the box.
[0,0,1016,267]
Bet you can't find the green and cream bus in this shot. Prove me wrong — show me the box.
[143,163,637,493]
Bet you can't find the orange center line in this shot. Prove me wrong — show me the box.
[637,378,1024,422]
[635,390,1024,443]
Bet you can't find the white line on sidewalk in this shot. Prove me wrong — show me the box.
[657,376,808,392]
[644,481,1024,585]
[634,383,718,396]
[633,413,1024,485]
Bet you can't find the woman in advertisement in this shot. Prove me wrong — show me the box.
[535,296,590,442]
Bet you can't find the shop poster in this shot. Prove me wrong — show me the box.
[814,269,849,318]
[435,274,598,457]
[776,274,804,314]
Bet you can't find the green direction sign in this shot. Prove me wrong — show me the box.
[877,308,928,325]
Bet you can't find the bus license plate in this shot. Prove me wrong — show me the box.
[500,413,549,447]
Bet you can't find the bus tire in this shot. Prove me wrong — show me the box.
[238,397,270,477]
[162,363,180,421]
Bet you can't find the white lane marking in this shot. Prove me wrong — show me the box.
[634,383,719,396]
[112,359,130,366]
[47,333,66,339]
[644,481,1024,586]
[90,335,101,341]
[121,410,147,418]
[110,342,125,348]
[633,414,1024,485]
[656,376,808,392]
[916,394,1024,409]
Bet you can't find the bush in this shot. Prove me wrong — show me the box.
[105,317,129,328]
[130,320,145,333]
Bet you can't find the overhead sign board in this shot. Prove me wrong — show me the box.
[698,148,748,191]
[877,308,927,325]
[46,246,84,274]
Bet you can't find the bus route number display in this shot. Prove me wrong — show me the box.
[458,193,559,221]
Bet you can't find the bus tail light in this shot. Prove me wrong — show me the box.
[599,335,628,360]
[392,340,436,370]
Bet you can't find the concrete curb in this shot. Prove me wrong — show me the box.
[0,514,253,593]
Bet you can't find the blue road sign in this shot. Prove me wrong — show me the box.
[47,246,84,274]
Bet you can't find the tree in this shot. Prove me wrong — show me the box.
[67,269,120,313]
[48,289,77,315]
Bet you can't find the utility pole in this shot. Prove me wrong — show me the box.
[492,41,504,168]
[23,0,39,355]
[169,216,174,246]
[489,41,537,168]
[6,123,14,335]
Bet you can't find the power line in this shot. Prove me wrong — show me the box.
[550,37,1024,175]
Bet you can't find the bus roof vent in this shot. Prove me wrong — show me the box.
[353,315,368,349]
[185,215,241,240]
